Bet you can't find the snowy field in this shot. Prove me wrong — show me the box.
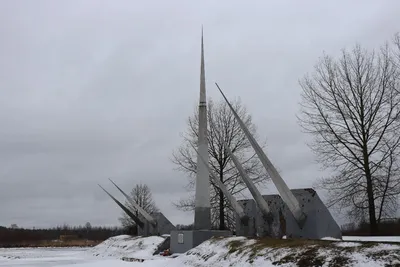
[0,235,399,267]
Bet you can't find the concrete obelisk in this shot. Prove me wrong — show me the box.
[193,29,211,230]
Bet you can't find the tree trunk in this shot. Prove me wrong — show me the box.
[136,210,139,235]
[219,168,225,230]
[219,187,225,230]
[363,152,378,235]
[366,174,378,234]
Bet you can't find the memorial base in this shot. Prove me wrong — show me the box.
[236,188,342,239]
[170,230,232,254]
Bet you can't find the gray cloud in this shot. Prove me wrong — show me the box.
[0,0,399,228]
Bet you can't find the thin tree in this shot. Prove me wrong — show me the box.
[394,33,400,68]
[119,183,159,228]
[172,98,269,230]
[298,36,400,234]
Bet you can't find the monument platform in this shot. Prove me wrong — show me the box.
[170,230,232,253]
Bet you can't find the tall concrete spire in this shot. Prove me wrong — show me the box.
[199,27,206,106]
[191,142,247,222]
[194,28,211,230]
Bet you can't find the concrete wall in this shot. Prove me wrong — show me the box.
[152,212,176,235]
[257,195,283,238]
[170,230,232,254]
[137,212,176,236]
[282,188,341,239]
[236,199,257,237]
[170,230,194,254]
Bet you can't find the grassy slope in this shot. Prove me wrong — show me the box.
[201,237,400,267]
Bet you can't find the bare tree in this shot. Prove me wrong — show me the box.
[119,183,159,228]
[85,222,92,230]
[298,37,400,234]
[172,98,269,230]
[394,33,400,68]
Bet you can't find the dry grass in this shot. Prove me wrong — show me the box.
[222,237,400,267]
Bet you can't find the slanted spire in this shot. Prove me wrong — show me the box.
[215,83,307,227]
[98,184,144,228]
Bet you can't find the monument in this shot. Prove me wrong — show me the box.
[109,179,176,236]
[100,29,341,251]
[223,145,281,238]
[207,117,272,237]
[193,28,211,231]
[170,31,232,254]
[99,181,176,236]
[98,184,144,229]
[215,83,342,239]
[192,144,250,235]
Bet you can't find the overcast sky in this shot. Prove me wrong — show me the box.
[0,0,399,229]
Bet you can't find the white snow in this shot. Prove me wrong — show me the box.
[321,236,400,243]
[335,242,362,247]
[321,237,342,241]
[164,236,400,266]
[88,234,166,259]
[1,235,400,267]
[0,247,96,267]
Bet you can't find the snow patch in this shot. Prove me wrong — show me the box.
[335,242,362,247]
[321,237,342,241]
[88,235,166,259]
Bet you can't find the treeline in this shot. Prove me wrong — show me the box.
[0,224,128,245]
[342,219,400,236]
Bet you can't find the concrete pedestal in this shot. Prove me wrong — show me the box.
[271,188,342,239]
[170,230,232,254]
[237,188,342,240]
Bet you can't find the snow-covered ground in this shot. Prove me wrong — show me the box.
[0,247,96,266]
[88,234,166,259]
[0,235,399,267]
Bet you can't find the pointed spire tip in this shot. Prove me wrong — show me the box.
[201,27,204,46]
